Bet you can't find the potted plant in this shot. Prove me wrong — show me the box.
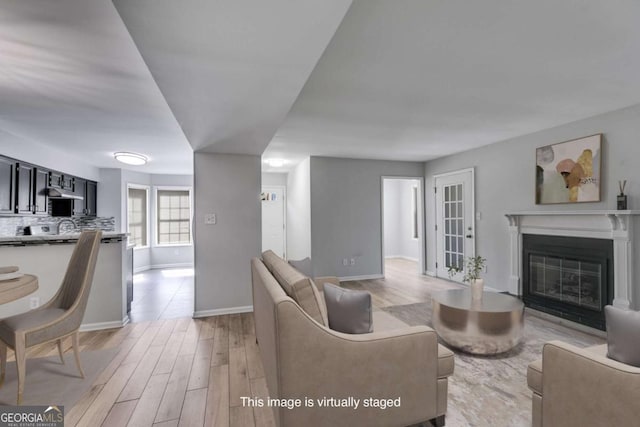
[447,255,487,301]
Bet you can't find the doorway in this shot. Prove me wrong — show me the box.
[261,185,286,258]
[381,177,425,276]
[434,168,475,281]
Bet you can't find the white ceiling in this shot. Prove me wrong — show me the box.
[0,0,192,174]
[263,0,640,169]
[112,0,352,156]
[3,1,640,176]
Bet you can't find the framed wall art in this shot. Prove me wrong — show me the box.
[535,134,602,204]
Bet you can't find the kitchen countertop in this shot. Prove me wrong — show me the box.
[0,232,127,246]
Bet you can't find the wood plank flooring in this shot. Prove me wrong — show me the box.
[14,259,453,426]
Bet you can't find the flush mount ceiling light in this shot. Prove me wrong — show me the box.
[264,158,286,168]
[114,152,148,166]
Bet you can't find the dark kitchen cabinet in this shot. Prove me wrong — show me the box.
[0,158,14,214]
[16,163,35,214]
[1,155,97,217]
[34,168,49,214]
[85,180,97,216]
[49,171,62,188]
[72,177,86,216]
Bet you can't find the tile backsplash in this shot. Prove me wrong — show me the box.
[0,216,116,236]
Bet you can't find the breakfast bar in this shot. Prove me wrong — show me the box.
[0,233,128,331]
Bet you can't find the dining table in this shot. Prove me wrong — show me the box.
[0,274,39,305]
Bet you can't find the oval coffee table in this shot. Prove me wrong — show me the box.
[431,289,524,355]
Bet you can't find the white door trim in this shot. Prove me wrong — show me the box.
[380,176,426,277]
[433,168,475,280]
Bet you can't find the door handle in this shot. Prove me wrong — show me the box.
[466,234,473,239]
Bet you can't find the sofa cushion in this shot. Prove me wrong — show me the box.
[605,305,640,367]
[437,344,455,378]
[324,283,373,334]
[261,250,280,273]
[288,257,312,277]
[527,358,542,394]
[266,252,328,326]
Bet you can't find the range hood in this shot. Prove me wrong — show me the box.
[47,188,83,200]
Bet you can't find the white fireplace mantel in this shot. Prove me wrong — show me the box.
[505,210,640,310]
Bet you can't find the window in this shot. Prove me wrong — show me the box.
[412,185,419,239]
[157,189,191,245]
[128,187,148,247]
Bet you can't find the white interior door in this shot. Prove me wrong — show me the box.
[434,169,474,280]
[261,186,286,258]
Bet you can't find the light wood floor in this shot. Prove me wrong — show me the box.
[12,258,448,427]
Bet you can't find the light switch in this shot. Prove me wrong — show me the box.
[205,213,217,225]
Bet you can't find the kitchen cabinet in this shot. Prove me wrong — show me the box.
[85,180,97,216]
[34,168,49,215]
[0,158,14,214]
[126,245,134,313]
[49,171,73,191]
[15,163,35,214]
[72,177,86,216]
[0,155,97,217]
[48,171,62,189]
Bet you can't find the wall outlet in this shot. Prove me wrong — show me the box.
[350,258,356,266]
[29,297,40,309]
[205,213,217,225]
[342,258,348,266]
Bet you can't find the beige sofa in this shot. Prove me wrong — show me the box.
[251,251,454,427]
[527,340,640,427]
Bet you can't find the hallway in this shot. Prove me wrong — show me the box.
[129,268,194,323]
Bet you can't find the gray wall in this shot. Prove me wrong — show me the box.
[424,103,640,294]
[286,158,311,260]
[194,153,261,315]
[0,129,100,181]
[310,157,424,278]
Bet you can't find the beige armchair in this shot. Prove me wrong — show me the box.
[0,230,102,404]
[527,340,640,427]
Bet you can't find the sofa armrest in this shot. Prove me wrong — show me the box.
[313,276,340,291]
[275,299,443,426]
[539,340,640,426]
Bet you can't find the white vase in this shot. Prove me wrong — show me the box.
[470,278,484,302]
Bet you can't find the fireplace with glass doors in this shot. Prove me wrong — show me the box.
[522,234,613,330]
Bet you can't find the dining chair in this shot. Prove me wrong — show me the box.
[0,230,102,404]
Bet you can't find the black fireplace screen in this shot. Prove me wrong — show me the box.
[522,234,613,330]
[528,255,601,311]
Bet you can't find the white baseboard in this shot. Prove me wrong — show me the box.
[150,263,194,270]
[134,265,151,274]
[193,305,253,318]
[134,263,194,274]
[80,315,129,332]
[339,274,384,282]
[385,255,419,262]
[425,270,436,277]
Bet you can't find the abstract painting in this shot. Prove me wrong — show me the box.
[536,134,602,204]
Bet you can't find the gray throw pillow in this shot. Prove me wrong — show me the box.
[605,305,640,367]
[323,283,373,334]
[288,257,312,277]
